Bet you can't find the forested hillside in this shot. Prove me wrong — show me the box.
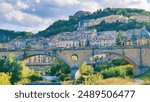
[37,8,150,37]
[0,29,33,43]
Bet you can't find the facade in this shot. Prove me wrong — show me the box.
[78,15,129,27]
[123,27,150,45]
[56,40,80,48]
[137,38,150,45]
[90,36,116,47]
[3,39,27,50]
[90,31,118,47]
[100,15,129,23]
[26,39,44,49]
[24,55,54,64]
[123,38,133,46]
[130,15,150,22]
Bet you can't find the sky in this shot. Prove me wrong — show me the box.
[0,0,150,33]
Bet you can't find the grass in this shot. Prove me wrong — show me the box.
[99,77,134,85]
[62,77,135,85]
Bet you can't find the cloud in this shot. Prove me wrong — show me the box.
[16,1,29,9]
[0,1,53,33]
[36,0,40,3]
[54,0,80,6]
[98,0,150,11]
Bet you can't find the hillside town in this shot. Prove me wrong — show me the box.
[1,14,150,50]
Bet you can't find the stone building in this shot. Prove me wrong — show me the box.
[137,38,150,45]
[24,55,54,64]
[130,15,150,22]
[3,39,27,50]
[78,15,129,28]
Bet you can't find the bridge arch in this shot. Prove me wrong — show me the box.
[77,50,140,76]
[14,49,141,79]
[16,53,71,71]
[16,52,70,66]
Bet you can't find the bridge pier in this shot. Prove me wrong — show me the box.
[70,67,80,80]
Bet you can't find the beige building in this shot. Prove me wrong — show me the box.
[79,15,129,27]
[130,15,150,22]
[123,39,133,46]
[90,36,116,47]
[137,38,150,45]
[100,15,129,23]
[24,55,54,64]
[56,40,80,48]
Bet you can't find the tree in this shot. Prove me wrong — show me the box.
[80,62,93,75]
[9,61,23,84]
[117,31,124,45]
[0,54,23,84]
[131,31,138,41]
[28,74,43,82]
[45,59,70,81]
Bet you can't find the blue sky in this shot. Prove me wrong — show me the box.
[0,0,150,33]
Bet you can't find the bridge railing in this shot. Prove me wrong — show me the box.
[1,45,150,52]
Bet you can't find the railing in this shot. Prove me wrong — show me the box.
[25,63,51,66]
[1,45,150,52]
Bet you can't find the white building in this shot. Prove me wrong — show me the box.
[56,40,80,48]
[90,31,118,47]
[3,39,27,50]
[24,55,54,64]
[90,36,116,47]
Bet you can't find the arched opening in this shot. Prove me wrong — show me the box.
[71,54,79,61]
[74,52,136,85]
[22,54,55,71]
[88,52,137,69]
[21,54,71,84]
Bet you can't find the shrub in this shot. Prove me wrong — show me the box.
[142,79,150,85]
[101,65,133,79]
[28,74,43,82]
[0,73,10,85]
[94,64,110,72]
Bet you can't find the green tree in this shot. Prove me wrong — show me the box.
[45,59,70,81]
[117,31,124,45]
[131,31,138,41]
[28,74,43,82]
[0,54,23,84]
[9,61,23,84]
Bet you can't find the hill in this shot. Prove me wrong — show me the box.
[0,29,33,43]
[37,8,150,37]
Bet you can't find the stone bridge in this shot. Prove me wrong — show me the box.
[0,46,150,79]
